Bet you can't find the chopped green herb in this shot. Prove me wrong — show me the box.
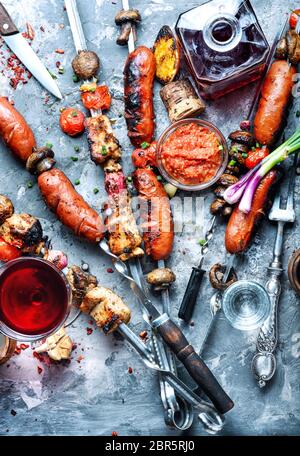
[72,74,79,83]
[231,146,238,153]
[45,142,53,149]
[27,181,33,189]
[126,176,133,183]
[242,153,248,158]
[218,145,224,151]
[256,142,260,148]
[74,179,80,185]
[48,69,57,79]
[296,110,300,118]
[74,145,80,152]
[58,67,65,74]
[93,188,99,194]
[252,146,256,151]
[72,110,78,117]
[156,175,162,181]
[71,156,78,162]
[229,159,237,167]
[141,142,150,149]
[101,145,108,156]
[198,239,206,247]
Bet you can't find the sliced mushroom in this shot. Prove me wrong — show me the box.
[228,130,254,147]
[66,265,98,307]
[210,198,227,215]
[218,174,239,187]
[213,186,226,199]
[0,195,14,225]
[26,147,55,175]
[72,50,100,80]
[147,267,176,291]
[209,263,238,291]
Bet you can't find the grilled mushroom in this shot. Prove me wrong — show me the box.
[72,50,100,80]
[66,265,98,307]
[147,267,176,291]
[209,263,238,291]
[115,9,141,46]
[228,130,254,147]
[210,198,227,215]
[26,147,55,175]
[276,37,288,59]
[0,195,14,225]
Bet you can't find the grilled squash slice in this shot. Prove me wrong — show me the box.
[153,25,180,85]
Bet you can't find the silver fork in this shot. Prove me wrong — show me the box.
[252,154,298,387]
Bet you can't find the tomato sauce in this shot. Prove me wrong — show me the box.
[161,123,223,185]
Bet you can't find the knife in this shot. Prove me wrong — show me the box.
[0,2,62,99]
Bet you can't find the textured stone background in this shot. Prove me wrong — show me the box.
[0,0,300,436]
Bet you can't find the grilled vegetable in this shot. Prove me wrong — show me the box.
[80,286,131,334]
[0,213,43,253]
[131,142,157,168]
[147,267,176,291]
[275,37,287,59]
[0,195,14,225]
[85,114,122,165]
[153,25,180,85]
[115,9,141,46]
[209,264,238,291]
[0,237,21,262]
[26,147,55,175]
[245,146,269,169]
[81,85,112,111]
[72,50,100,80]
[60,108,85,137]
[228,130,254,147]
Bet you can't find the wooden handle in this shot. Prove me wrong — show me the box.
[156,317,234,414]
[0,3,18,36]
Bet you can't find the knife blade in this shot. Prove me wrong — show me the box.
[0,2,62,99]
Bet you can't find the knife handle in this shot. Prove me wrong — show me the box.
[178,266,205,322]
[154,315,234,415]
[0,3,18,36]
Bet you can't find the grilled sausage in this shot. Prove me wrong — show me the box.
[254,61,296,146]
[38,168,105,243]
[124,46,156,147]
[133,168,174,261]
[225,170,280,254]
[0,97,36,161]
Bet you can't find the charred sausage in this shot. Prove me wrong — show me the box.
[225,170,280,254]
[254,61,296,146]
[38,168,105,243]
[0,97,36,161]
[124,46,156,147]
[133,168,174,260]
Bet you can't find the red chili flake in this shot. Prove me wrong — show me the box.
[37,366,43,375]
[86,327,93,336]
[128,367,133,374]
[77,355,84,363]
[26,23,35,40]
[107,268,114,273]
[139,331,148,340]
[55,49,65,54]
[20,344,29,351]
[10,410,17,416]
[111,431,118,436]
[33,351,44,362]
[14,346,22,355]
[55,61,61,68]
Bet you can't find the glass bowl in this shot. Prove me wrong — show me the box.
[156,118,228,191]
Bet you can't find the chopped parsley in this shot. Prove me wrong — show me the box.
[141,142,150,149]
[74,179,80,185]
[93,188,99,194]
[71,156,78,162]
[101,145,108,156]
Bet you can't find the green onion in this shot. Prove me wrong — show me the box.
[72,110,78,117]
[74,179,80,185]
[71,156,78,162]
[198,239,206,247]
[296,110,300,118]
[74,146,80,152]
[27,181,33,189]
[242,153,248,158]
[141,142,150,149]
[45,142,53,149]
[218,145,224,151]
[72,74,79,83]
[156,175,162,181]
[126,176,133,182]
[229,159,237,167]
[58,67,65,74]
[101,145,107,156]
[256,142,260,148]
[93,188,99,194]
[48,69,57,79]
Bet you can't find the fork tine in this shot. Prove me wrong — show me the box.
[270,194,281,212]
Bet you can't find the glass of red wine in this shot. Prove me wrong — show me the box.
[0,257,72,342]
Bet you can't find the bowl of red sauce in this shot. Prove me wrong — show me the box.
[156,119,228,191]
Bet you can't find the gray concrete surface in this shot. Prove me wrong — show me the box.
[0,0,300,436]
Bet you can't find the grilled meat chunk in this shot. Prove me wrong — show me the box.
[66,265,98,307]
[80,286,131,334]
[85,115,122,165]
[0,195,14,225]
[104,171,143,261]
[0,213,43,253]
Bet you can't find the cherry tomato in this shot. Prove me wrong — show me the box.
[132,142,157,168]
[245,146,269,169]
[289,9,300,29]
[81,85,112,111]
[59,108,85,137]
[0,237,21,262]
